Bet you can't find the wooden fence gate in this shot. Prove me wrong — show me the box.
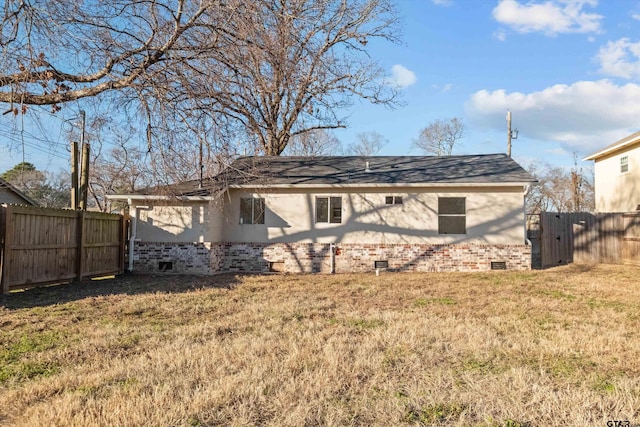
[0,205,127,293]
[539,212,640,268]
[621,213,640,265]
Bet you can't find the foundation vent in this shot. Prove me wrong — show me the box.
[490,261,507,270]
[374,260,389,269]
[158,261,173,271]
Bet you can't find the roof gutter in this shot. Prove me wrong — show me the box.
[584,135,640,161]
[107,194,215,201]
[228,182,536,189]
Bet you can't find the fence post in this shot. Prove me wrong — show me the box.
[0,205,9,294]
[119,214,128,274]
[76,210,85,281]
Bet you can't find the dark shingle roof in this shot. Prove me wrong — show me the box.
[153,153,535,197]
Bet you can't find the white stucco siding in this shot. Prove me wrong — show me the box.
[221,186,526,244]
[593,143,640,212]
[133,202,220,242]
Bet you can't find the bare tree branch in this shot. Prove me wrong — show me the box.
[413,117,464,156]
[344,131,387,156]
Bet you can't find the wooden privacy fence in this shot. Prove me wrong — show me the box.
[537,212,640,268]
[0,205,127,293]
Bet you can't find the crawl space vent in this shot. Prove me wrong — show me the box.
[158,261,173,271]
[490,261,506,270]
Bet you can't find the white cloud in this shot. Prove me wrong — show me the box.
[493,29,507,41]
[546,147,571,156]
[595,38,640,79]
[390,64,417,88]
[492,0,602,36]
[431,83,453,93]
[465,79,640,152]
[633,13,640,21]
[432,0,452,5]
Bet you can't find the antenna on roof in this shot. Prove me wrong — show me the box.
[506,110,519,157]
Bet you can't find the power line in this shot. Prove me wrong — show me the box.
[0,130,68,161]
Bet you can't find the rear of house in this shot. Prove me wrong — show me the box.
[110,154,536,273]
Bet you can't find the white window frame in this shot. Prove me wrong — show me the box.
[315,196,342,223]
[385,196,403,205]
[240,197,265,224]
[620,155,629,174]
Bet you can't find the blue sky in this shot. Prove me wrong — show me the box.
[2,0,640,174]
[335,0,640,169]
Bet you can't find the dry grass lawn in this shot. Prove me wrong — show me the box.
[1,264,640,426]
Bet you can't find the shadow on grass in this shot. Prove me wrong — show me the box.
[0,273,242,310]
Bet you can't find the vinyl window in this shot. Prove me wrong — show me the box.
[316,196,342,223]
[621,155,629,173]
[240,197,265,224]
[385,196,403,205]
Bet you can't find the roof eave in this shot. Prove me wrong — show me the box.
[229,182,536,189]
[584,133,640,161]
[106,194,216,202]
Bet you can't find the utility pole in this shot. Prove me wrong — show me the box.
[199,137,204,189]
[71,140,79,210]
[71,111,86,209]
[79,143,90,211]
[76,110,90,210]
[506,110,518,157]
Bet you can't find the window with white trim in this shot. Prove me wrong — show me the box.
[316,196,342,223]
[438,197,466,234]
[621,155,629,173]
[240,197,265,224]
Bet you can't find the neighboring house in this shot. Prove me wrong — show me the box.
[584,131,640,212]
[0,177,37,206]
[108,154,536,274]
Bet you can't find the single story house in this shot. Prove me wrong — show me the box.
[108,154,536,274]
[0,177,37,206]
[584,131,640,213]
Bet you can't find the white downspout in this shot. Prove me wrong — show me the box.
[523,185,532,245]
[330,243,336,274]
[128,199,136,272]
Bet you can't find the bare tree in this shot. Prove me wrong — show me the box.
[284,129,342,156]
[89,144,153,212]
[0,0,225,108]
[344,131,387,156]
[1,162,70,207]
[178,0,401,155]
[413,117,464,156]
[524,159,594,213]
[1,0,401,161]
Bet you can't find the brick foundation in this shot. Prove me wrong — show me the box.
[134,242,531,274]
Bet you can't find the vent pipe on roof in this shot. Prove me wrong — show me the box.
[365,161,371,172]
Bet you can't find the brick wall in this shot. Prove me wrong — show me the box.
[135,242,216,274]
[135,241,531,274]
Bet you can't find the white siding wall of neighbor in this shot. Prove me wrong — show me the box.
[593,143,640,212]
[0,188,28,205]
